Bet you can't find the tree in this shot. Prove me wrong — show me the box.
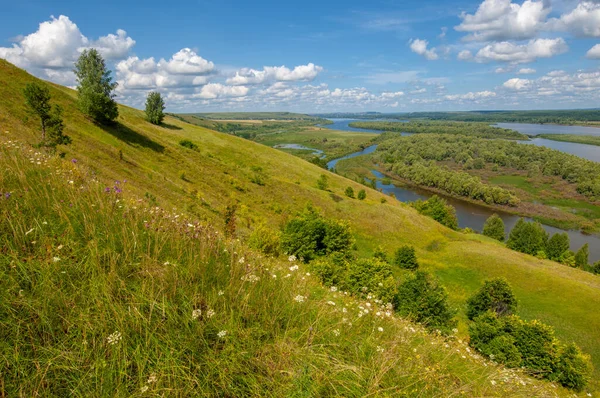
[357,189,366,200]
[316,174,328,190]
[412,195,458,230]
[574,244,589,269]
[46,105,71,146]
[466,278,517,320]
[482,214,505,241]
[23,82,51,141]
[344,186,355,198]
[74,49,118,124]
[393,245,419,270]
[506,218,548,256]
[145,91,165,125]
[546,233,570,261]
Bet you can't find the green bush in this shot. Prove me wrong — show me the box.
[280,206,354,262]
[468,312,592,390]
[466,278,517,320]
[373,246,388,263]
[345,186,355,198]
[248,224,280,257]
[412,195,458,230]
[179,139,198,150]
[506,218,548,256]
[393,245,419,271]
[574,243,589,268]
[394,271,456,334]
[546,232,570,261]
[316,174,328,190]
[482,214,505,241]
[309,253,348,288]
[357,189,366,200]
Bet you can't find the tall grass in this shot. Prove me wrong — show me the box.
[0,140,577,396]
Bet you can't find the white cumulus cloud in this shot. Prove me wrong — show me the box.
[503,77,531,90]
[226,63,323,85]
[548,1,600,38]
[409,39,439,60]
[517,67,536,74]
[195,83,249,99]
[473,38,568,63]
[586,44,600,59]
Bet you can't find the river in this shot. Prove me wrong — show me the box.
[322,120,600,263]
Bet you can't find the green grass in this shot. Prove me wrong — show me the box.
[538,134,600,146]
[1,59,600,394]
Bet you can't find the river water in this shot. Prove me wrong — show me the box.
[322,120,600,263]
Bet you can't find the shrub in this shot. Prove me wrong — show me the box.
[248,224,280,257]
[559,250,576,267]
[373,246,388,263]
[574,244,589,268]
[179,139,198,150]
[316,174,328,190]
[345,258,395,302]
[224,203,237,238]
[482,214,505,241]
[466,278,517,320]
[345,186,355,198]
[591,261,600,275]
[393,245,419,271]
[394,271,456,334]
[547,233,570,261]
[280,206,354,262]
[357,189,366,200]
[554,344,592,391]
[506,218,548,256]
[380,198,387,204]
[468,312,522,367]
[145,91,165,125]
[412,195,458,230]
[310,253,348,288]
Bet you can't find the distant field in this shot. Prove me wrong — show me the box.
[538,134,600,146]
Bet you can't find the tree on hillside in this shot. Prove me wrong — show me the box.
[393,245,419,270]
[23,82,71,147]
[574,244,589,269]
[482,214,505,241]
[547,233,570,261]
[357,189,366,200]
[145,91,165,125]
[506,218,548,256]
[466,278,517,320]
[74,49,118,124]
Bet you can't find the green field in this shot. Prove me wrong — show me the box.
[538,134,600,146]
[2,59,600,395]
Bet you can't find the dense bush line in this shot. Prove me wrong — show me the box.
[375,134,600,200]
[350,121,527,139]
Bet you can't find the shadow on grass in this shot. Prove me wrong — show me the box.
[161,123,182,130]
[103,122,165,153]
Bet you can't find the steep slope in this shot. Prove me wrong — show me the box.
[1,59,599,392]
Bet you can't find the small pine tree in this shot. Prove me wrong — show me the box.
[145,91,165,125]
[316,174,328,190]
[345,186,355,198]
[74,48,119,124]
[357,189,366,200]
[482,214,505,241]
[393,245,419,270]
[46,105,71,146]
[574,244,589,269]
[506,218,548,255]
[466,278,517,320]
[547,233,570,261]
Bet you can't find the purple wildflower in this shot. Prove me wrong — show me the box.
[4,193,10,199]
[71,159,78,163]
[104,187,111,193]
[114,187,122,194]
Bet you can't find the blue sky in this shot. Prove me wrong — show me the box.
[1,0,600,112]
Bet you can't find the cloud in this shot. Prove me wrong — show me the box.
[195,83,249,99]
[457,50,473,60]
[0,15,135,86]
[517,67,536,74]
[455,0,550,42]
[409,39,438,60]
[159,48,214,75]
[503,77,531,90]
[548,1,600,38]
[586,44,600,59]
[472,38,568,63]
[445,90,496,100]
[226,63,323,85]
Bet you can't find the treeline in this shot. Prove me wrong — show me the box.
[396,110,600,124]
[349,121,527,140]
[375,134,600,200]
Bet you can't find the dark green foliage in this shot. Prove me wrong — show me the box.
[591,261,600,275]
[394,271,456,333]
[574,244,589,268]
[248,224,280,257]
[346,258,395,301]
[373,246,388,263]
[310,253,348,288]
[179,139,198,150]
[74,49,118,124]
[468,312,592,390]
[547,233,570,261]
[316,174,328,190]
[224,203,237,238]
[393,245,419,270]
[412,195,458,230]
[23,82,51,141]
[145,91,165,125]
[357,189,366,200]
[482,214,505,241]
[506,218,548,256]
[280,206,354,262]
[466,278,517,320]
[344,186,355,198]
[46,105,71,147]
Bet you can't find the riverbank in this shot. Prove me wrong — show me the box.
[536,133,600,147]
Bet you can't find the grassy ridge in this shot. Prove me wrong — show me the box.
[1,59,600,393]
[1,141,571,396]
[538,134,600,147]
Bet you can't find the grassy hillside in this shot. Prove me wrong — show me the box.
[1,59,600,393]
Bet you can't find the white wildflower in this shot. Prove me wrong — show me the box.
[140,385,149,393]
[377,327,384,332]
[147,373,157,383]
[333,329,340,336]
[53,257,61,262]
[107,331,122,345]
[192,309,202,320]
[284,273,291,278]
[217,330,227,338]
[327,301,336,306]
[218,290,224,296]
[238,257,245,264]
[272,274,277,279]
[376,346,385,353]
[289,265,299,271]
[288,255,296,262]
[206,309,215,318]
[294,295,305,303]
[342,307,347,313]
[490,380,496,386]
[330,286,338,292]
